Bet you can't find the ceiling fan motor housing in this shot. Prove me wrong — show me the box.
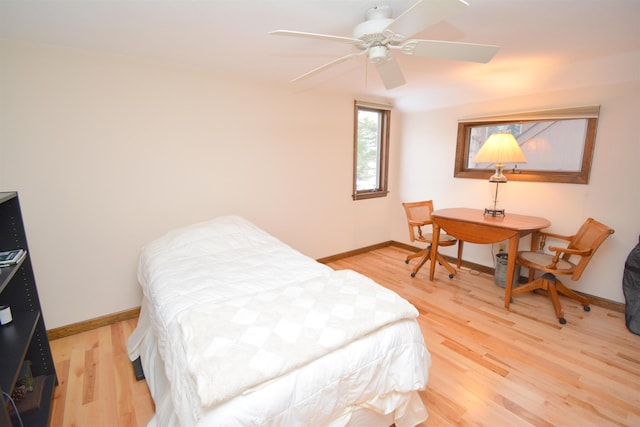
[352,5,394,46]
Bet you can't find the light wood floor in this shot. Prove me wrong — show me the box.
[50,246,640,426]
[49,317,154,426]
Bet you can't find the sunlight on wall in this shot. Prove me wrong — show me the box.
[456,56,558,95]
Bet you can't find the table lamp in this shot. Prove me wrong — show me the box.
[472,131,527,216]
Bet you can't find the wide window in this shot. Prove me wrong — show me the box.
[454,105,600,184]
[353,101,391,200]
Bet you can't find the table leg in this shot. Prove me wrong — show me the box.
[531,230,541,251]
[429,222,441,281]
[503,234,520,308]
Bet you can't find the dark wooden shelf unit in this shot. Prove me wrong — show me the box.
[0,192,57,427]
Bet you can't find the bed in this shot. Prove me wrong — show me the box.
[127,216,431,426]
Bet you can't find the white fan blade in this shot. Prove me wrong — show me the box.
[291,51,366,83]
[384,0,468,39]
[269,30,360,45]
[375,57,406,89]
[401,39,499,63]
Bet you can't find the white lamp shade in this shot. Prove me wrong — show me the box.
[472,132,527,164]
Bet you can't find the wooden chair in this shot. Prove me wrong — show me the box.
[514,218,614,324]
[402,200,463,279]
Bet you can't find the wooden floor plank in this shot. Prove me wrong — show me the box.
[49,246,640,426]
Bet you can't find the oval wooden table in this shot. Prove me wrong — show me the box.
[430,208,551,309]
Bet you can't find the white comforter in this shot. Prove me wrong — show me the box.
[180,268,419,408]
[131,216,430,426]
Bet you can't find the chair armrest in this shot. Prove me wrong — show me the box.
[540,231,575,241]
[548,246,592,256]
[408,220,429,239]
[537,232,575,252]
[546,246,592,268]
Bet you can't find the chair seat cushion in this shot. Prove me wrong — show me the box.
[418,233,457,246]
[517,251,575,273]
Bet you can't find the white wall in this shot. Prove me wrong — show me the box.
[393,80,640,303]
[0,42,395,328]
[2,41,636,328]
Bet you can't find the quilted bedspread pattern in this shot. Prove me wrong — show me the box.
[179,269,418,407]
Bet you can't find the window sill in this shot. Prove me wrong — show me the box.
[352,190,389,201]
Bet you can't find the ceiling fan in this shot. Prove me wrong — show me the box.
[269,0,499,89]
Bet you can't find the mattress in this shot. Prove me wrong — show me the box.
[127,216,431,426]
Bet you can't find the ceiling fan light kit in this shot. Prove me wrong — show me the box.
[368,45,390,64]
[269,0,499,89]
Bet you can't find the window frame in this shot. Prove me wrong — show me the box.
[352,101,391,200]
[454,105,600,184]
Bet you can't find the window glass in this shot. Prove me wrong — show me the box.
[353,102,390,200]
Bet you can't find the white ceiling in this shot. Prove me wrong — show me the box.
[1,0,639,111]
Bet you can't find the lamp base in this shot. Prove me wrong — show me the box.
[484,207,505,217]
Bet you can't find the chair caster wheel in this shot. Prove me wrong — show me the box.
[583,305,590,312]
[405,260,409,264]
[410,272,416,278]
[448,274,455,279]
[559,317,567,325]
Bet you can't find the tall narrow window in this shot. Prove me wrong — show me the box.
[353,101,391,200]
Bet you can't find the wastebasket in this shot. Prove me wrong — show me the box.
[494,252,521,288]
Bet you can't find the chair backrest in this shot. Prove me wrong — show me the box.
[402,200,434,242]
[566,218,615,280]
